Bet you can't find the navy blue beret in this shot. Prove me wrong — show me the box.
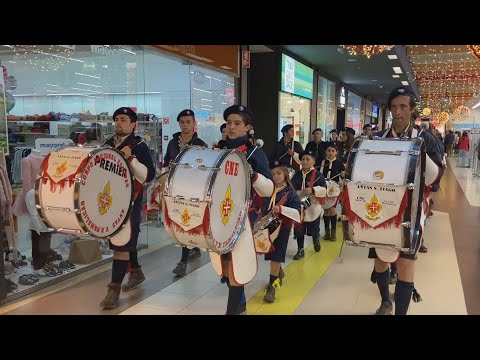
[113,107,137,122]
[299,150,317,160]
[387,86,417,108]
[177,109,195,122]
[223,105,253,124]
[281,124,294,134]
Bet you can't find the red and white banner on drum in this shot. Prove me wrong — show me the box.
[344,183,408,230]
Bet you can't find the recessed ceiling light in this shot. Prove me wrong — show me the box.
[371,79,377,82]
[401,81,409,86]
[393,67,403,74]
[347,59,357,62]
[388,55,398,60]
[392,75,400,78]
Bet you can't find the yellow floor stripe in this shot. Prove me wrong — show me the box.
[247,226,344,315]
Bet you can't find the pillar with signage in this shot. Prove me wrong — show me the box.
[248,52,314,155]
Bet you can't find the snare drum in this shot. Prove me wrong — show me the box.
[342,137,426,261]
[162,146,251,254]
[322,180,341,209]
[35,145,135,238]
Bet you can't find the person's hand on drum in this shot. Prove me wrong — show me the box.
[273,205,280,214]
[302,187,312,195]
[120,146,132,158]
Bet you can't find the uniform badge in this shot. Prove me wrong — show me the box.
[398,88,405,93]
[239,105,244,111]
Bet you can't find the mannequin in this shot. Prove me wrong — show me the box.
[12,148,44,216]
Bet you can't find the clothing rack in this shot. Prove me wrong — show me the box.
[0,150,6,300]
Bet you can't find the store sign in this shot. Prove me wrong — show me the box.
[35,138,73,156]
[0,74,8,155]
[152,45,240,77]
[281,54,313,99]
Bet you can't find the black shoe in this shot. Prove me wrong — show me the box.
[293,248,305,260]
[313,237,321,252]
[419,244,428,253]
[330,230,337,241]
[172,261,187,276]
[187,247,201,261]
[323,229,331,241]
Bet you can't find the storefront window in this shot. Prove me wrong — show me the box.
[317,76,336,139]
[346,91,362,136]
[279,92,311,149]
[0,45,237,301]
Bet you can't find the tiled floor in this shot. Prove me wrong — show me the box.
[447,157,480,207]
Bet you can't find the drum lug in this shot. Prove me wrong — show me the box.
[174,195,185,200]
[407,183,415,190]
[198,165,220,170]
[190,198,200,202]
[57,228,82,234]
[400,221,411,228]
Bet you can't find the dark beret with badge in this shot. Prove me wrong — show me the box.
[299,149,317,160]
[177,109,195,122]
[387,86,418,109]
[113,107,138,122]
[269,159,288,170]
[223,104,253,125]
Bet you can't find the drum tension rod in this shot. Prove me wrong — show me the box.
[39,206,72,212]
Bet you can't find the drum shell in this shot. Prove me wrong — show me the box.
[163,146,251,254]
[343,137,426,253]
[35,146,135,238]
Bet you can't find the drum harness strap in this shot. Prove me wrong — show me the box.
[375,127,423,303]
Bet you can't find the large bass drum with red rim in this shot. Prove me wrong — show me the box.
[162,145,251,254]
[342,137,426,262]
[35,145,135,239]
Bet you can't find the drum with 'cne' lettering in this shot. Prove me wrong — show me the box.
[162,145,251,254]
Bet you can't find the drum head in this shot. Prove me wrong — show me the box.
[210,151,250,253]
[76,147,134,238]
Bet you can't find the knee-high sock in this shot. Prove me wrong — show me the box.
[330,215,337,231]
[180,247,191,262]
[111,259,129,284]
[129,251,140,269]
[394,280,414,315]
[226,285,245,315]
[324,216,330,232]
[375,269,391,304]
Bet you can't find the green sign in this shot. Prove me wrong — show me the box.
[281,54,314,99]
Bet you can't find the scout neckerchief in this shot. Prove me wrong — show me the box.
[320,157,337,180]
[301,168,317,190]
[268,184,286,211]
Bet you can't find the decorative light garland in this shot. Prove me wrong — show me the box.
[340,45,394,58]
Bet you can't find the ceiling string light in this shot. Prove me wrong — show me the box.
[13,45,74,72]
[340,45,395,58]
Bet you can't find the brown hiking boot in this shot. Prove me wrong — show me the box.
[263,284,276,303]
[122,267,146,292]
[100,283,121,309]
[375,301,393,315]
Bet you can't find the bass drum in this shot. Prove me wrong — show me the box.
[342,137,426,262]
[147,170,169,211]
[35,145,135,239]
[162,146,251,254]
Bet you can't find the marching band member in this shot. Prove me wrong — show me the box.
[164,109,208,277]
[319,143,345,241]
[270,124,303,170]
[305,128,328,168]
[328,129,344,160]
[290,150,327,259]
[370,87,444,315]
[220,104,273,315]
[100,107,155,309]
[215,123,227,149]
[261,163,301,304]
